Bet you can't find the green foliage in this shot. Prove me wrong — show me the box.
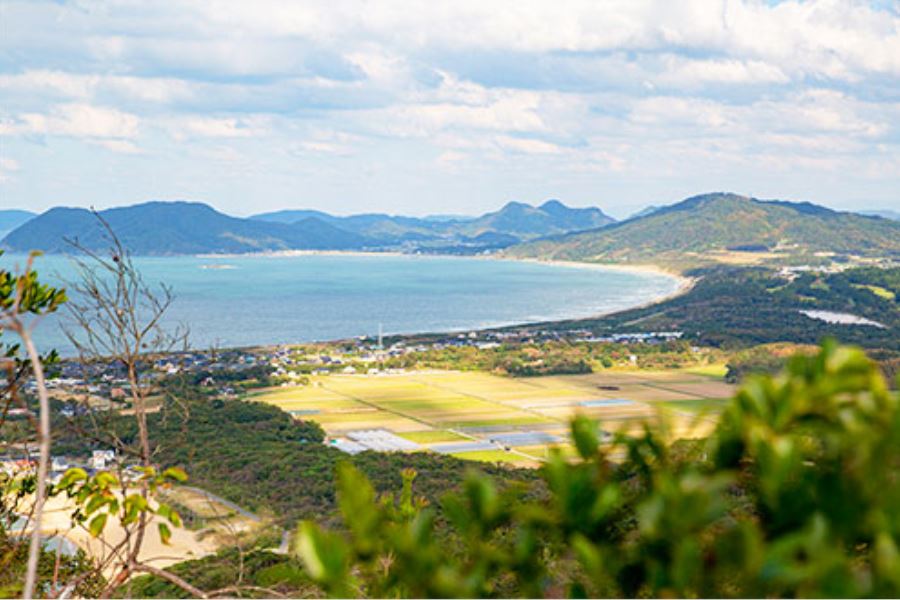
[295,342,900,598]
[121,548,315,598]
[0,250,67,373]
[0,251,77,596]
[0,251,68,314]
[0,527,105,598]
[385,339,713,376]
[724,343,817,383]
[52,465,187,544]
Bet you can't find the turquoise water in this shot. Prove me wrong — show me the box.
[1,253,679,355]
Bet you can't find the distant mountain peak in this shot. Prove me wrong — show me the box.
[499,201,533,211]
[539,199,566,211]
[674,192,751,209]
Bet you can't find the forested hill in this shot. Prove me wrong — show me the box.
[506,193,900,268]
[1,202,374,255]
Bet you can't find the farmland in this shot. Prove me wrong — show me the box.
[252,369,735,466]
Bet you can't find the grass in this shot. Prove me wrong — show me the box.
[658,398,730,414]
[516,444,578,459]
[450,416,555,428]
[852,283,896,301]
[397,430,469,444]
[377,399,487,412]
[683,364,729,378]
[448,449,529,463]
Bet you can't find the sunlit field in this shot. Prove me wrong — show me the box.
[251,369,734,466]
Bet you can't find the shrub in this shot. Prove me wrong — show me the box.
[295,342,900,598]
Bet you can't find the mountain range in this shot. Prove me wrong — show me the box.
[506,193,900,268]
[4,194,900,267]
[250,200,614,247]
[2,199,612,256]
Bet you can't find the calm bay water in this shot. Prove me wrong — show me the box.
[2,253,679,355]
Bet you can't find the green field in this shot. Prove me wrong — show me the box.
[449,450,534,463]
[397,430,469,444]
[658,398,730,415]
[853,283,896,301]
[252,369,736,465]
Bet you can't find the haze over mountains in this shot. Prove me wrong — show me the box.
[3,194,899,266]
[2,200,612,256]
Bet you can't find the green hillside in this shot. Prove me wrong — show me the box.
[507,193,900,269]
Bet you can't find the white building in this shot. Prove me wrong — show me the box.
[91,450,115,470]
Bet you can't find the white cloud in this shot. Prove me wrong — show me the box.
[0,70,194,105]
[495,136,563,155]
[656,57,790,86]
[90,139,142,154]
[108,0,900,80]
[165,116,271,139]
[0,103,140,139]
[0,158,21,172]
[0,0,897,213]
[0,157,21,183]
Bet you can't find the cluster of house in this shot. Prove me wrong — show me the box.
[390,328,686,350]
[14,326,691,404]
[1,449,120,482]
[777,258,899,282]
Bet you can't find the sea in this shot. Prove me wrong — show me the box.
[1,252,680,355]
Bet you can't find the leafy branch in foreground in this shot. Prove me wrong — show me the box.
[296,341,900,598]
[0,251,67,598]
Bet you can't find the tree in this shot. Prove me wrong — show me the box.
[3,218,290,599]
[1,235,190,598]
[0,251,67,598]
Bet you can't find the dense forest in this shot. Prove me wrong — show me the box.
[525,266,900,351]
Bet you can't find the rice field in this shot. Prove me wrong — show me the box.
[251,367,735,466]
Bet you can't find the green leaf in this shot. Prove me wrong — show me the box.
[294,521,350,589]
[85,493,109,515]
[88,513,108,538]
[158,522,172,545]
[571,415,599,459]
[56,467,87,491]
[94,471,118,489]
[162,466,188,483]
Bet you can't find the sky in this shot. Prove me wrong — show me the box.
[0,1,898,219]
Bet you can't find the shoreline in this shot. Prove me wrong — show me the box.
[24,250,695,355]
[196,249,694,339]
[197,248,689,287]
